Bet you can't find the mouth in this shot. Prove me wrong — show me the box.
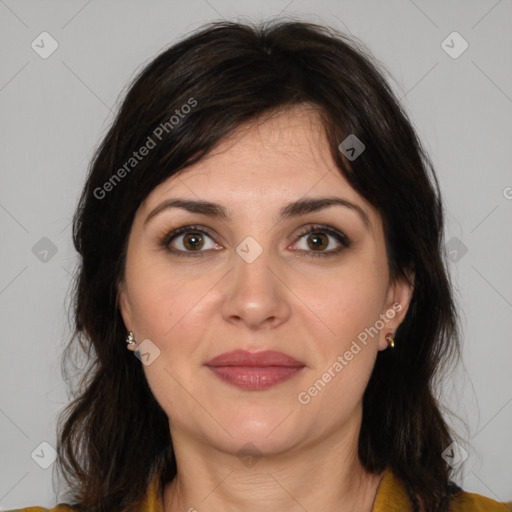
[204,349,306,391]
[206,366,305,390]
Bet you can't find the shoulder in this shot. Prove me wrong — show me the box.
[373,466,511,512]
[4,506,77,512]
[450,489,512,512]
[5,471,161,512]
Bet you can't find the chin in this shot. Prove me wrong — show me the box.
[203,410,306,458]
[219,431,302,462]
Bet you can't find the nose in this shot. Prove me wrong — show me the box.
[220,243,292,331]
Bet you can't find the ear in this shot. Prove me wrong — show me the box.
[117,279,136,351]
[378,268,415,351]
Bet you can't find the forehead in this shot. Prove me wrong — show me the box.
[139,106,376,226]
[200,105,333,175]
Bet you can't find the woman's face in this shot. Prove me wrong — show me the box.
[118,105,413,458]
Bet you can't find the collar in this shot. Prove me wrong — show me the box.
[371,466,413,511]
[139,465,412,512]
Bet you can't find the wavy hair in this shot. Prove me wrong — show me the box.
[56,18,463,512]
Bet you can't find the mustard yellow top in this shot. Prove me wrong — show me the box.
[7,467,512,512]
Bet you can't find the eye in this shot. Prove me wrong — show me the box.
[291,224,351,257]
[159,224,220,257]
[158,223,351,258]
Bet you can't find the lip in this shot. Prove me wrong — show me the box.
[205,350,306,390]
[205,349,305,367]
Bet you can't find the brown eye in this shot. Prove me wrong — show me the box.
[306,232,329,251]
[159,225,220,257]
[292,225,351,257]
[159,223,351,258]
[182,232,206,251]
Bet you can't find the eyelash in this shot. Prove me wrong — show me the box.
[158,223,352,258]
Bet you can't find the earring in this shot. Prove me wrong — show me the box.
[126,331,136,346]
[385,333,395,348]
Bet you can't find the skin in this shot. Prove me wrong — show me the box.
[118,104,414,512]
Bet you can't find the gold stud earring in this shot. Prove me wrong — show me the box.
[385,333,395,348]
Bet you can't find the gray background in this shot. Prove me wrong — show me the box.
[1,0,511,508]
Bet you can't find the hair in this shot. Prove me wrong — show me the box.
[56,17,464,512]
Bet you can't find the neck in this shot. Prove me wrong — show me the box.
[162,424,384,512]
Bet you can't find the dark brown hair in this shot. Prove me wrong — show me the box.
[56,17,463,512]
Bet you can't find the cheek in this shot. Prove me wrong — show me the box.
[125,256,218,355]
[296,272,383,422]
[293,258,387,349]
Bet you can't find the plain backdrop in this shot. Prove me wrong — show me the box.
[1,0,511,509]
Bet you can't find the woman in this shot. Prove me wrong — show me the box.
[9,18,511,512]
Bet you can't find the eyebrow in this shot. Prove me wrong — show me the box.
[143,196,371,230]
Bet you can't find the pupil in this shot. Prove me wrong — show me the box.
[185,233,203,250]
[309,233,327,250]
